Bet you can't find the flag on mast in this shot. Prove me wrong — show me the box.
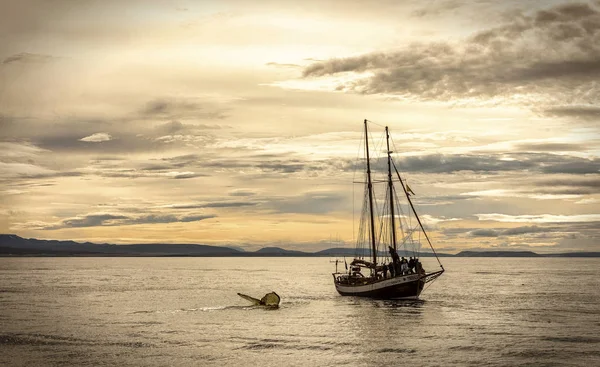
[406,184,415,196]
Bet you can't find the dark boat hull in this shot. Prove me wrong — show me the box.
[334,273,425,299]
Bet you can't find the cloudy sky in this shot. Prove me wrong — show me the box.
[1,0,599,253]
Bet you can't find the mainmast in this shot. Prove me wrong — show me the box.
[386,126,397,251]
[364,119,377,265]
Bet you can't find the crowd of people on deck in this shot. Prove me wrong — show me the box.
[339,246,424,284]
[380,246,422,279]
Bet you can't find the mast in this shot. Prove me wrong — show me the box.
[364,119,377,265]
[386,126,397,251]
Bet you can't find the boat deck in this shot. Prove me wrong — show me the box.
[333,271,423,286]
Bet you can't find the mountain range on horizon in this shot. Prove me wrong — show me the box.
[1,234,599,258]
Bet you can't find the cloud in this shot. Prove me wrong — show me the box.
[2,52,55,64]
[0,114,222,157]
[576,198,600,204]
[469,225,551,237]
[266,62,301,68]
[145,149,599,182]
[513,143,587,152]
[156,153,310,175]
[0,162,82,179]
[534,177,600,194]
[468,229,498,237]
[126,214,215,225]
[301,3,600,108]
[0,142,48,158]
[394,154,531,173]
[411,3,455,17]
[419,214,461,225]
[462,177,600,200]
[178,214,217,222]
[228,189,258,197]
[502,225,549,235]
[96,168,207,180]
[141,98,227,120]
[540,160,600,174]
[157,121,185,134]
[267,191,349,214]
[159,201,257,209]
[79,132,112,142]
[169,172,207,179]
[257,161,306,173]
[390,153,599,174]
[412,194,475,206]
[55,214,128,228]
[540,105,600,120]
[154,120,226,135]
[476,213,600,223]
[460,188,586,201]
[40,212,217,229]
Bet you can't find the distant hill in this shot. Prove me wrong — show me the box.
[225,245,246,252]
[253,247,310,256]
[456,250,541,257]
[315,248,383,257]
[314,247,447,257]
[1,234,599,257]
[545,252,600,258]
[0,234,240,256]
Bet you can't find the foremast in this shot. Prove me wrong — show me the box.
[364,119,377,266]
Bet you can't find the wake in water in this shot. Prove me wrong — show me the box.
[190,305,279,312]
[377,299,425,308]
[132,292,283,314]
[131,304,280,314]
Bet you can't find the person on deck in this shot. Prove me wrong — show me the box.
[382,264,388,279]
[400,257,408,275]
[389,261,395,277]
[389,246,401,275]
[388,246,400,264]
[408,257,415,274]
[416,260,424,275]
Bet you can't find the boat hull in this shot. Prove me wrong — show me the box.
[334,274,425,299]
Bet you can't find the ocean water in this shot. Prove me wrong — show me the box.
[1,257,599,366]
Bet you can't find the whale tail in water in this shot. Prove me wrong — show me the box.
[237,292,280,308]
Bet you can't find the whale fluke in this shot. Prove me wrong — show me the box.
[237,293,261,305]
[237,292,280,308]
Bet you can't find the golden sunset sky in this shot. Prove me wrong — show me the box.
[1,0,599,253]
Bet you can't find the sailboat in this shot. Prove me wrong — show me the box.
[332,119,444,299]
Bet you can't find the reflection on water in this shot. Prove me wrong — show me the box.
[374,299,425,308]
[1,257,599,366]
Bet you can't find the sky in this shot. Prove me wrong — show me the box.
[0,0,599,253]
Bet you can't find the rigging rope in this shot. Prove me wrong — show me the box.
[391,160,444,270]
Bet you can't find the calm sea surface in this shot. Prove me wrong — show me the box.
[1,257,599,366]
